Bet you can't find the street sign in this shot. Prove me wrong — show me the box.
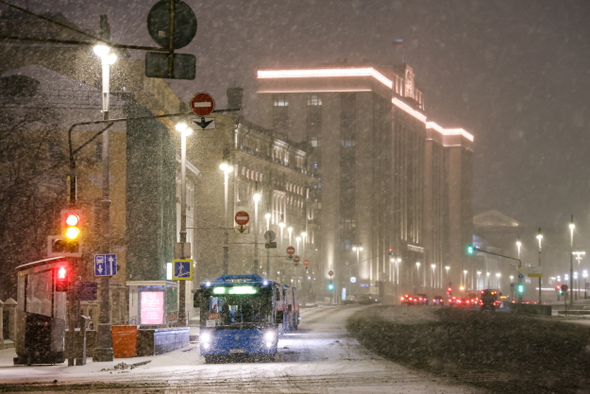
[518,273,524,279]
[293,255,300,263]
[191,92,215,116]
[264,230,276,242]
[235,225,250,234]
[94,254,117,276]
[172,259,193,280]
[193,117,215,129]
[145,52,196,80]
[528,266,543,278]
[147,0,197,50]
[561,284,569,292]
[235,211,250,226]
[265,242,277,249]
[286,246,295,255]
[303,259,310,266]
[328,270,334,276]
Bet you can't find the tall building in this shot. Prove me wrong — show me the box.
[256,63,474,302]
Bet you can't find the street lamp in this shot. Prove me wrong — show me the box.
[496,272,501,289]
[416,262,421,290]
[574,271,579,300]
[352,245,363,285]
[93,43,117,362]
[463,270,468,289]
[265,212,271,230]
[219,162,233,275]
[287,226,293,244]
[278,221,285,241]
[569,217,575,306]
[396,258,402,285]
[175,120,193,327]
[477,271,482,290]
[537,228,543,304]
[253,193,261,274]
[516,237,522,259]
[486,271,490,287]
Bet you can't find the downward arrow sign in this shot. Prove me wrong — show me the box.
[194,116,214,129]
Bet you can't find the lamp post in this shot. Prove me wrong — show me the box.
[253,193,261,274]
[352,245,363,291]
[93,43,117,362]
[496,272,501,290]
[220,163,233,275]
[445,266,450,286]
[301,232,307,256]
[397,258,402,285]
[573,252,585,300]
[416,262,421,291]
[477,271,482,291]
[574,271,579,300]
[569,217,575,306]
[463,270,468,289]
[431,264,436,289]
[278,221,285,242]
[287,226,293,245]
[486,272,490,288]
[175,120,193,327]
[583,270,588,299]
[536,228,543,304]
[265,213,271,231]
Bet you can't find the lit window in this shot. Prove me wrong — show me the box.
[306,94,322,106]
[273,95,288,106]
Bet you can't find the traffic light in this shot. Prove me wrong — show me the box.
[55,264,69,292]
[388,248,395,256]
[517,283,525,294]
[60,209,82,255]
[466,245,475,255]
[328,281,334,291]
[446,286,452,295]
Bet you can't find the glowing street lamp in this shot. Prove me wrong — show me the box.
[537,228,543,304]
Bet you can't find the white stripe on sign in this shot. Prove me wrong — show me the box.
[194,102,212,107]
[236,216,248,221]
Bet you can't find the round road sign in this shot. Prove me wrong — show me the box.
[561,284,569,292]
[286,246,295,255]
[191,92,215,116]
[293,255,300,263]
[328,270,334,276]
[147,0,197,50]
[264,230,276,242]
[303,259,310,266]
[234,211,249,226]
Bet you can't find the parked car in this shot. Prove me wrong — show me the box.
[357,294,380,305]
[400,294,415,305]
[432,295,444,305]
[415,294,429,305]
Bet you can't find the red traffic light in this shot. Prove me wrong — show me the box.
[55,265,69,292]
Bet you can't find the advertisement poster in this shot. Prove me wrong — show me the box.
[140,291,164,325]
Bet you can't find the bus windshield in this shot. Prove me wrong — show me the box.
[204,292,272,328]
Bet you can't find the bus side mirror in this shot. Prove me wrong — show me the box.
[276,310,283,323]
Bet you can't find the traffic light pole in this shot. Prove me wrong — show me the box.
[470,247,523,304]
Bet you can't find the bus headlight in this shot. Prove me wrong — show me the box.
[201,331,212,348]
[264,330,276,347]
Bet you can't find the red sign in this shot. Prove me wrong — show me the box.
[328,270,334,276]
[293,255,300,263]
[191,92,215,116]
[235,211,250,226]
[286,246,295,255]
[303,259,310,266]
[140,291,164,325]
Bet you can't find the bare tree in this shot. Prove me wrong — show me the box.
[0,74,68,299]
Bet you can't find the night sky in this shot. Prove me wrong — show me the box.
[8,0,590,234]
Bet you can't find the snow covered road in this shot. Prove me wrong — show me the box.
[0,304,489,393]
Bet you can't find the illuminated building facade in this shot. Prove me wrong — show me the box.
[256,64,473,302]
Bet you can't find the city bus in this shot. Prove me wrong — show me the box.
[194,275,294,363]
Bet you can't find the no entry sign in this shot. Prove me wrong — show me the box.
[286,246,295,255]
[293,255,300,263]
[191,92,215,116]
[235,211,249,226]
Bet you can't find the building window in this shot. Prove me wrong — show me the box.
[310,136,321,147]
[273,95,288,106]
[340,140,356,147]
[306,94,322,106]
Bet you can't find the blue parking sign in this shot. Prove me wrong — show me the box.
[172,259,193,280]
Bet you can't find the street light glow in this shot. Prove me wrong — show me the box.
[93,44,110,57]
[253,193,261,202]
